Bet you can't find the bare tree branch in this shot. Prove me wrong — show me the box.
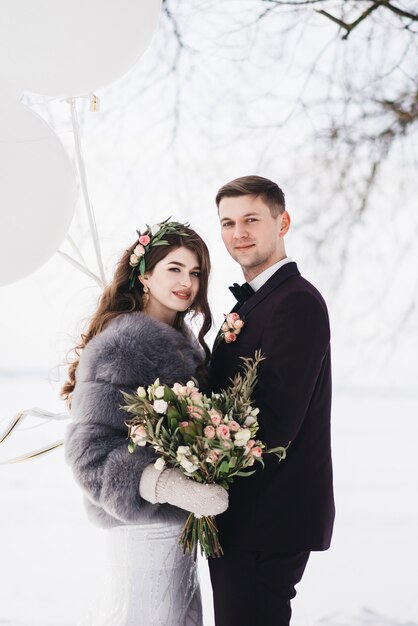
[379,0,418,21]
[316,2,382,39]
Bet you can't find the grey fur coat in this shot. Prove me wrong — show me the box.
[65,311,204,528]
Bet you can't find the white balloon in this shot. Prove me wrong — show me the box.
[0,0,162,97]
[0,97,77,286]
[0,79,23,104]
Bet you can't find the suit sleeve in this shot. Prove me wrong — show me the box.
[258,290,330,447]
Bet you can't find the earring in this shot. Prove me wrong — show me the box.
[142,283,150,308]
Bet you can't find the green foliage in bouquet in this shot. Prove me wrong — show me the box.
[121,351,289,559]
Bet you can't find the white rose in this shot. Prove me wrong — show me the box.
[180,455,199,473]
[150,223,161,235]
[244,416,256,427]
[172,383,184,395]
[234,428,251,447]
[136,386,147,398]
[154,386,165,399]
[154,457,166,471]
[179,457,192,470]
[153,399,168,414]
[186,380,195,389]
[176,445,191,460]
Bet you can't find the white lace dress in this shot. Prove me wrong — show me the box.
[80,521,203,626]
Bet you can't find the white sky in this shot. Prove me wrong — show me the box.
[0,1,417,393]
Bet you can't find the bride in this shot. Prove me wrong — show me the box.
[62,221,228,625]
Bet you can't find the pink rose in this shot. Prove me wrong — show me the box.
[138,235,151,245]
[204,425,216,439]
[130,425,147,443]
[228,420,240,432]
[229,312,239,322]
[209,409,222,426]
[187,405,204,419]
[224,331,237,343]
[172,383,189,396]
[190,391,203,405]
[180,421,189,428]
[133,244,145,256]
[131,424,146,436]
[251,446,262,458]
[245,439,256,454]
[216,424,231,440]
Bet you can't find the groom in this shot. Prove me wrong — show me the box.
[209,176,335,626]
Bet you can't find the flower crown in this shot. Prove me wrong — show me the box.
[128,218,190,289]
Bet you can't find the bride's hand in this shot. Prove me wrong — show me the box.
[139,465,228,517]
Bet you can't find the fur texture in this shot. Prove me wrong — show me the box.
[65,312,203,528]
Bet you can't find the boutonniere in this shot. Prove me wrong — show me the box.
[221,312,245,343]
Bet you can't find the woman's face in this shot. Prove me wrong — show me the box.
[140,247,201,325]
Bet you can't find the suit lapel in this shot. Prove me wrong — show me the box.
[237,262,300,317]
[211,262,300,354]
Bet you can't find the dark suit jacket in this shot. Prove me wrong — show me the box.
[210,262,335,552]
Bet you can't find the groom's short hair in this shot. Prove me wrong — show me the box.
[216,175,285,218]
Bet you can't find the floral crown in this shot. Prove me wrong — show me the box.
[128,218,190,289]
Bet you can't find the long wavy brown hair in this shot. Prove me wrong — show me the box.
[61,227,212,403]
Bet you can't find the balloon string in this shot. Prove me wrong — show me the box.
[0,411,24,445]
[0,408,68,464]
[61,234,103,286]
[68,97,107,288]
[65,233,87,265]
[58,250,104,288]
[0,441,64,465]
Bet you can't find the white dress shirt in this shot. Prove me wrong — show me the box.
[249,257,294,292]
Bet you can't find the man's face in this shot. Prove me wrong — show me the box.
[218,194,290,281]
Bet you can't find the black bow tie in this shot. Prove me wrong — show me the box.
[228,282,254,305]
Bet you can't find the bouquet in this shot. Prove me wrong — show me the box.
[121,351,288,560]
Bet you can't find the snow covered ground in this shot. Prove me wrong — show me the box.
[0,375,417,626]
